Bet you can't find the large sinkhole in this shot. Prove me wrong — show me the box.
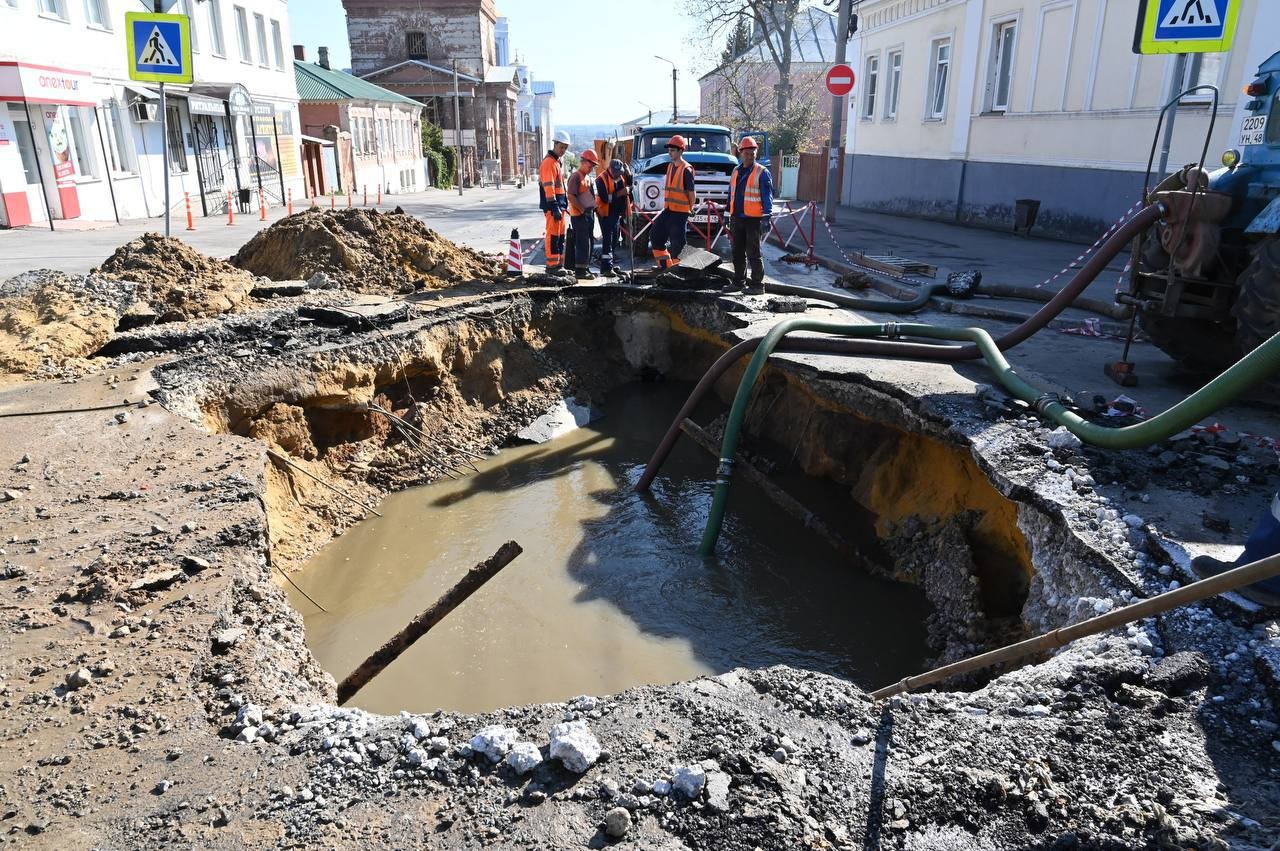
[167,293,1034,713]
[290,381,934,714]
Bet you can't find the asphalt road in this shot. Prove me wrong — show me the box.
[0,185,548,278]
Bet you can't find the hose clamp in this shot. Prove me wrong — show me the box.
[1032,393,1063,415]
[883,322,901,340]
[716,458,734,478]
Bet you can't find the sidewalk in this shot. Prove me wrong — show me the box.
[772,202,1133,309]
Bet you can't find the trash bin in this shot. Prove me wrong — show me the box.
[237,188,252,212]
[1014,199,1041,234]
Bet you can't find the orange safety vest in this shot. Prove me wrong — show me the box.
[597,171,629,218]
[539,153,566,208]
[664,160,695,213]
[729,163,765,218]
[566,169,596,216]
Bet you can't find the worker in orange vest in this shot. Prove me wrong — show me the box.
[650,134,695,271]
[539,130,573,278]
[725,135,774,294]
[565,149,600,280]
[595,158,631,276]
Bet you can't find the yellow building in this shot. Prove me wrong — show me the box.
[842,0,1278,240]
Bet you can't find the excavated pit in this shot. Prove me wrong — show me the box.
[159,288,1053,702]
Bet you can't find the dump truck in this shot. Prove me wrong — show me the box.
[628,124,769,253]
[1123,50,1280,380]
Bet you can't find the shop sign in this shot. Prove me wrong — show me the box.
[188,95,225,116]
[228,84,252,116]
[0,62,98,107]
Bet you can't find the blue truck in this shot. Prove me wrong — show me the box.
[1127,50,1280,377]
[626,124,769,252]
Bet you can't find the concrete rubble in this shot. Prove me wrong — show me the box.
[0,220,1275,849]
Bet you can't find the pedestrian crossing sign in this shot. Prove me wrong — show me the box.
[1134,0,1240,55]
[126,12,192,84]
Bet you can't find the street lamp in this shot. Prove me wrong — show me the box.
[654,56,678,124]
[637,100,654,127]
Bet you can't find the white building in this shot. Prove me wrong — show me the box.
[841,0,1279,241]
[0,0,304,229]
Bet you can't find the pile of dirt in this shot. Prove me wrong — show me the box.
[230,208,502,294]
[0,270,135,375]
[94,233,255,322]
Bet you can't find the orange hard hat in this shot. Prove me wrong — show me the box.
[666,134,687,151]
[580,149,600,164]
[738,136,759,151]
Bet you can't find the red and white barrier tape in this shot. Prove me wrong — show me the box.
[1032,201,1142,290]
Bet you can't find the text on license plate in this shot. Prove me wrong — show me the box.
[1240,115,1266,146]
[689,215,719,223]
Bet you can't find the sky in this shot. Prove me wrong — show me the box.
[288,0,710,126]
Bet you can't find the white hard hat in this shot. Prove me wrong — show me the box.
[551,130,571,145]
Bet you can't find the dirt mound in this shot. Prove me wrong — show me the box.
[94,233,255,322]
[231,208,502,294]
[0,270,135,375]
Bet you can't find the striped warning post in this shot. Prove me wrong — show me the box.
[506,228,523,276]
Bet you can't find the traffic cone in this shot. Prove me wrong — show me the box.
[226,192,234,226]
[259,191,267,222]
[505,228,523,277]
[184,192,195,231]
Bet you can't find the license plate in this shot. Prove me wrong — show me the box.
[1240,115,1266,147]
[689,215,719,224]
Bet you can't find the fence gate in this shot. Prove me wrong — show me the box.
[779,154,800,200]
[192,115,225,209]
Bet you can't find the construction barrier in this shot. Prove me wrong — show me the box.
[766,201,818,266]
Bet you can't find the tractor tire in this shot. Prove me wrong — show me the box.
[1137,312,1241,374]
[1231,235,1280,389]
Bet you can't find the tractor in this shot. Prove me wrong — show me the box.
[1123,50,1280,384]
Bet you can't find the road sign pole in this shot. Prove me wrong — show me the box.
[823,0,853,223]
[1156,52,1187,181]
[160,82,169,236]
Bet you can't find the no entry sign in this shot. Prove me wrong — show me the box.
[825,64,855,97]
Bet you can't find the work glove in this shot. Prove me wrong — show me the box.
[761,217,772,240]
[551,208,563,222]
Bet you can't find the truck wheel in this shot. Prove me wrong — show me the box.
[1231,235,1280,388]
[1137,312,1241,373]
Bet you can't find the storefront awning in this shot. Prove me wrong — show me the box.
[0,61,102,107]
[122,82,160,101]
[300,134,334,146]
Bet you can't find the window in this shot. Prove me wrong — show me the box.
[234,5,251,62]
[406,30,428,59]
[37,0,67,19]
[862,55,879,120]
[101,99,134,173]
[254,13,268,66]
[885,50,902,119]
[82,0,108,28]
[987,20,1017,112]
[180,0,198,51]
[208,0,226,56]
[65,107,98,177]
[270,19,283,69]
[166,105,188,172]
[9,107,39,181]
[928,38,951,119]
[1181,52,1223,102]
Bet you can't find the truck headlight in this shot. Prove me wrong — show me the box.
[1221,149,1240,168]
[644,184,660,200]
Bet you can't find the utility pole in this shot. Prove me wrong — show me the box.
[823,0,853,223]
[655,56,678,123]
[452,59,463,196]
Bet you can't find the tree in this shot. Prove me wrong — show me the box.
[703,60,823,154]
[420,121,454,189]
[690,0,804,121]
[720,15,752,64]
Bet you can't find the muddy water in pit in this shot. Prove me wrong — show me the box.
[292,382,933,714]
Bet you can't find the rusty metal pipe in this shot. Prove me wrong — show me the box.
[635,202,1166,492]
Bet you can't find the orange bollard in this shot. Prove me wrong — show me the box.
[184,192,195,231]
[259,191,267,222]
[363,185,367,206]
[347,190,352,208]
[376,186,382,205]
[330,193,335,210]
[287,188,293,216]
[226,192,235,226]
[310,191,317,208]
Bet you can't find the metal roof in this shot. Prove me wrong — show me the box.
[531,81,555,96]
[294,61,423,107]
[484,65,519,85]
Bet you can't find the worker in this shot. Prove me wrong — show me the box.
[539,130,573,278]
[595,158,631,276]
[1193,491,1280,607]
[724,136,774,295]
[565,149,600,280]
[650,134,695,271]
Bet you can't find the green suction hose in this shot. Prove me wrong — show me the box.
[697,318,1280,556]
